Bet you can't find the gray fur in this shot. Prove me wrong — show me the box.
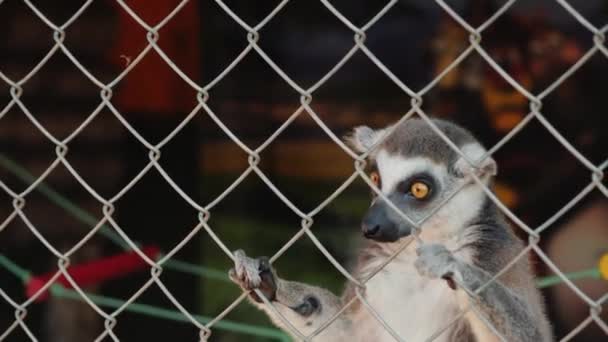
[379,119,476,164]
[230,118,553,341]
[348,118,476,169]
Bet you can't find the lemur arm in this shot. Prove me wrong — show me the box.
[229,250,350,340]
[453,259,548,342]
[415,244,550,342]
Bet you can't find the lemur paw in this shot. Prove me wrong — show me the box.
[414,244,457,282]
[229,250,277,303]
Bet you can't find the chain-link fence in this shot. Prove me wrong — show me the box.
[0,0,607,341]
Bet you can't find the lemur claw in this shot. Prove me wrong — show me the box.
[414,244,457,282]
[229,250,277,303]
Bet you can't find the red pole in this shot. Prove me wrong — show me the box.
[25,246,160,301]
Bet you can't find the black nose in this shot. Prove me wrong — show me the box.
[362,223,381,238]
[361,199,402,242]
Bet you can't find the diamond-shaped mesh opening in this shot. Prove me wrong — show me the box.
[0,0,606,341]
[0,109,58,193]
[106,60,201,139]
[0,1,57,82]
[252,114,354,204]
[16,171,105,248]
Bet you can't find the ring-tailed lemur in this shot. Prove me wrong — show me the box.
[229,118,553,341]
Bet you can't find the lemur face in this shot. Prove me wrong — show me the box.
[361,152,447,241]
[345,119,497,243]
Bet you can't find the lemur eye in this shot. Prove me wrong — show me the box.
[370,171,380,187]
[410,181,430,199]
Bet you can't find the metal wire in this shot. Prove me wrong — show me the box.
[0,0,606,341]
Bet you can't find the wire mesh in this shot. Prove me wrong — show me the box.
[0,0,607,341]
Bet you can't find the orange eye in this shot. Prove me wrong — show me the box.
[370,171,380,187]
[410,181,430,199]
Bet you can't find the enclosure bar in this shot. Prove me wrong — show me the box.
[0,153,602,289]
[0,153,230,282]
[0,253,30,281]
[50,286,290,341]
[0,253,288,341]
[536,269,601,288]
[0,153,125,247]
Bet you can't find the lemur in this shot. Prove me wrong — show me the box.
[229,118,553,341]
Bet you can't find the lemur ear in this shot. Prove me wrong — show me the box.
[344,126,387,154]
[454,143,497,178]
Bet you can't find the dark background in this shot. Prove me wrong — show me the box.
[0,0,606,341]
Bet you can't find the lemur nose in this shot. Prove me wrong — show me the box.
[362,223,381,238]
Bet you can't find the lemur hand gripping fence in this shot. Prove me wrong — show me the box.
[0,0,607,341]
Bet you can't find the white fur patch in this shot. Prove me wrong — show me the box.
[455,143,497,177]
[355,251,462,342]
[420,183,487,239]
[347,126,391,153]
[462,143,487,162]
[375,149,488,241]
[375,150,446,194]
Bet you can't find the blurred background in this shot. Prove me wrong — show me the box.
[0,0,607,341]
